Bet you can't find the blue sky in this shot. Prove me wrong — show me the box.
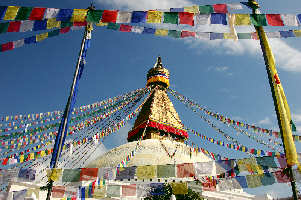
[1,0,301,198]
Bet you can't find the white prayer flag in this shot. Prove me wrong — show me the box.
[266,31,281,38]
[44,8,60,19]
[131,26,144,34]
[281,14,299,26]
[13,39,24,48]
[116,11,132,23]
[195,14,210,25]
[195,32,210,40]
[20,21,34,32]
[227,3,243,10]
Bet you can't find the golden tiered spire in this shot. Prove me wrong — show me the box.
[128,57,187,142]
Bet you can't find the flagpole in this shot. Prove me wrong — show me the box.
[45,6,94,200]
[246,1,298,199]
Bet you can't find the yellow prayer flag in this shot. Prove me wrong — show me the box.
[4,6,20,20]
[72,9,88,22]
[155,29,168,36]
[234,14,251,25]
[257,26,298,166]
[147,11,163,23]
[96,22,108,27]
[20,155,24,163]
[46,169,62,181]
[47,18,61,29]
[136,165,157,179]
[224,33,236,39]
[171,182,188,195]
[294,30,301,37]
[40,150,46,157]
[30,153,34,160]
[184,5,199,13]
[36,33,48,42]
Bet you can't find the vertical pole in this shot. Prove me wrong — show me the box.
[45,9,94,200]
[247,1,298,199]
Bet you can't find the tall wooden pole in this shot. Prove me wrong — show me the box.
[246,1,298,199]
[45,7,94,200]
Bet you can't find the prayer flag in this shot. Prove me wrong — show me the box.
[168,30,181,38]
[281,14,298,26]
[297,14,301,25]
[80,168,98,181]
[47,18,61,29]
[56,9,73,21]
[0,6,7,20]
[234,14,251,25]
[274,171,290,183]
[184,5,199,14]
[106,185,120,197]
[33,20,47,31]
[61,21,73,28]
[155,29,168,36]
[179,12,194,26]
[163,12,178,24]
[101,10,118,23]
[116,11,131,23]
[177,163,195,178]
[13,39,24,48]
[72,9,88,22]
[86,10,103,23]
[246,174,262,188]
[142,27,155,34]
[29,7,46,20]
[0,22,9,34]
[171,182,188,195]
[251,14,267,26]
[18,168,35,181]
[15,7,32,20]
[237,33,251,39]
[196,32,210,40]
[52,186,65,198]
[261,173,275,186]
[202,179,217,191]
[48,29,60,37]
[170,8,184,12]
[20,20,34,32]
[107,23,120,30]
[36,32,48,42]
[122,184,136,197]
[234,176,248,188]
[44,8,59,19]
[266,32,281,38]
[181,31,195,38]
[8,21,21,32]
[213,4,228,13]
[1,42,13,52]
[60,26,71,33]
[131,11,147,23]
[62,169,81,182]
[120,24,132,32]
[150,183,165,195]
[157,164,175,178]
[195,14,210,25]
[280,30,295,38]
[199,5,213,14]
[210,32,224,40]
[46,169,62,181]
[116,166,136,180]
[136,165,157,179]
[266,14,284,26]
[4,6,20,20]
[227,3,243,10]
[211,13,227,25]
[147,10,163,23]
[131,26,144,34]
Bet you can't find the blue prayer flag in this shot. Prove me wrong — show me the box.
[210,32,223,40]
[210,13,227,25]
[56,9,73,21]
[143,27,155,34]
[81,187,85,200]
[280,30,295,38]
[150,183,165,195]
[33,20,47,31]
[131,11,147,23]
[24,36,36,44]
[297,14,301,24]
[0,6,7,20]
[170,8,184,12]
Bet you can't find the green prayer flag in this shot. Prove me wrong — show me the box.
[237,33,251,39]
[15,7,33,20]
[199,5,214,14]
[48,29,60,37]
[157,165,175,178]
[61,21,73,28]
[62,169,80,182]
[260,173,275,186]
[168,30,181,38]
[250,14,267,26]
[86,10,103,23]
[246,174,262,188]
[107,23,120,30]
[163,12,178,24]
[107,185,120,197]
[291,120,297,132]
[0,22,9,34]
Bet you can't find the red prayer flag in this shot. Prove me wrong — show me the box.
[202,179,217,191]
[80,168,98,181]
[29,8,46,20]
[101,10,118,23]
[181,31,195,38]
[213,4,228,13]
[1,42,14,52]
[73,21,87,26]
[60,27,71,34]
[52,186,65,198]
[179,12,194,26]
[274,171,290,183]
[266,14,284,26]
[122,184,136,196]
[2,158,8,165]
[7,21,21,32]
[177,163,195,178]
[120,24,132,32]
